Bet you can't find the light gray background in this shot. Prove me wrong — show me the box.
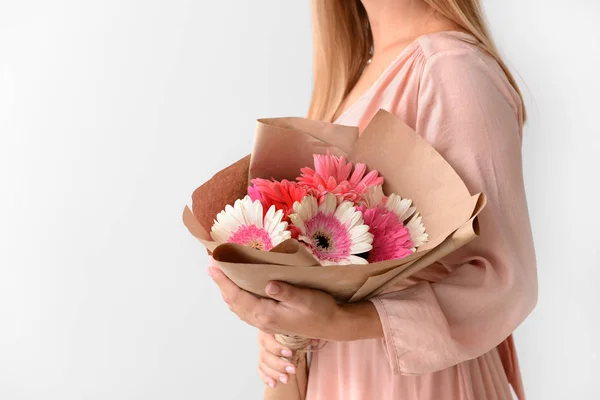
[0,1,598,399]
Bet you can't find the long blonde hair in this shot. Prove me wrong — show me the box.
[307,0,526,122]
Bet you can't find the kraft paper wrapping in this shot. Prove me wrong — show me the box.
[183,110,487,400]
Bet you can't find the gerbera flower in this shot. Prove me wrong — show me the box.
[210,196,291,251]
[357,206,414,262]
[357,186,429,261]
[404,213,428,249]
[386,193,428,249]
[289,193,373,265]
[248,179,310,217]
[297,153,383,204]
[248,179,311,238]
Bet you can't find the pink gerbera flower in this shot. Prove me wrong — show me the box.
[248,179,310,238]
[297,153,383,204]
[358,185,429,261]
[357,205,414,262]
[289,193,373,265]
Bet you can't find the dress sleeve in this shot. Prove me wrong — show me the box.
[369,48,538,375]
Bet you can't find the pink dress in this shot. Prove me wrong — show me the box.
[306,31,537,400]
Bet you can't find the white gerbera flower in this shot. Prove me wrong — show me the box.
[210,196,291,251]
[289,193,373,265]
[404,213,428,249]
[386,193,429,249]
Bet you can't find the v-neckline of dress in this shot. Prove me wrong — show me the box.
[333,30,474,124]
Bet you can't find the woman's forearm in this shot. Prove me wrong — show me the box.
[331,301,384,341]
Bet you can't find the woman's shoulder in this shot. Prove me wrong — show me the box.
[416,31,481,58]
[414,31,504,79]
[413,31,522,119]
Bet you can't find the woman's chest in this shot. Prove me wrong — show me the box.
[335,64,422,134]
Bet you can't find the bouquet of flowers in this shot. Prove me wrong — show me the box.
[183,110,486,400]
[211,153,429,266]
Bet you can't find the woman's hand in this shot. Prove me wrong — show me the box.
[208,265,339,338]
[257,331,307,388]
[207,264,384,341]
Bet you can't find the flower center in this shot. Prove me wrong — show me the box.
[313,231,332,250]
[304,212,352,262]
[229,225,274,251]
[247,240,265,250]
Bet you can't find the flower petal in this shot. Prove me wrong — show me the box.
[333,201,355,225]
[360,185,386,208]
[406,213,429,248]
[210,195,290,250]
[319,193,337,215]
[386,194,416,222]
[210,224,231,243]
[348,255,369,265]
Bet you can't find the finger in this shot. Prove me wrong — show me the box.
[211,269,281,331]
[210,267,261,310]
[259,362,289,385]
[258,367,277,389]
[207,255,216,268]
[260,346,296,375]
[259,332,294,358]
[265,281,311,306]
[206,259,217,276]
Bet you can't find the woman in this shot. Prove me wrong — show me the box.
[207,0,538,398]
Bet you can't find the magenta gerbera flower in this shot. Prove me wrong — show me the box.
[358,185,429,261]
[297,153,383,204]
[357,205,414,262]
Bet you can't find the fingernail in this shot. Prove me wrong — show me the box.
[268,381,275,388]
[266,282,280,295]
[206,267,213,277]
[281,349,293,357]
[279,374,288,384]
[285,366,296,374]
